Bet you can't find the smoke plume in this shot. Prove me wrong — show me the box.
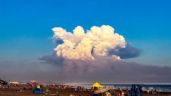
[39,25,171,83]
[52,25,126,61]
[1,25,170,83]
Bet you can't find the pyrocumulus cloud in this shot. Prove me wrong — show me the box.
[39,25,171,83]
[52,25,126,61]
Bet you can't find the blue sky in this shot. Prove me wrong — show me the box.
[0,0,171,66]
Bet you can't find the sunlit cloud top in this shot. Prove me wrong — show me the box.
[52,25,126,60]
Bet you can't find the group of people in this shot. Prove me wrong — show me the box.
[0,79,146,96]
[91,82,143,96]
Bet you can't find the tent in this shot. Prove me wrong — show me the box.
[92,82,112,95]
[92,82,104,89]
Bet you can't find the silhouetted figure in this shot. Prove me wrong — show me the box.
[129,85,143,96]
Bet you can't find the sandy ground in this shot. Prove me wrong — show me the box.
[1,89,171,96]
[0,88,91,96]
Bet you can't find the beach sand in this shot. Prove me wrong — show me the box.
[1,87,171,96]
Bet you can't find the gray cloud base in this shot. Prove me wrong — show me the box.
[39,55,171,83]
[108,44,142,59]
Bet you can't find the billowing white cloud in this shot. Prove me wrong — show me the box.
[52,25,126,60]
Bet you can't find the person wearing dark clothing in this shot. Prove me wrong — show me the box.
[129,85,143,96]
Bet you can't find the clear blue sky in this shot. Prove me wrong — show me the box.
[0,0,171,66]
